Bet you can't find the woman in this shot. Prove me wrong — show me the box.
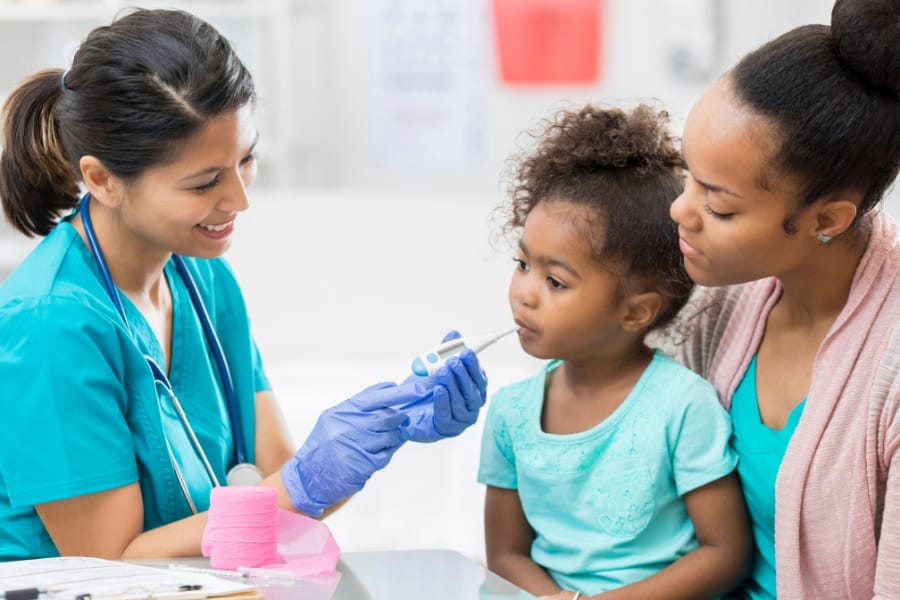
[671,0,899,597]
[0,9,486,560]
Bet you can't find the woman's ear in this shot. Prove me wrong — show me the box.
[79,155,124,209]
[812,194,859,241]
[621,292,662,332]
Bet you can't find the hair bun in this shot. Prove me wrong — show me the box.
[831,0,900,95]
[549,104,683,175]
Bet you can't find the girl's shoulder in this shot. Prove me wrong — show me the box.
[643,351,724,414]
[490,360,558,414]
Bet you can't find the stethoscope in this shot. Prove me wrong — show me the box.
[78,193,262,513]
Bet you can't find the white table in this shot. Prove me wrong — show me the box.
[142,550,537,600]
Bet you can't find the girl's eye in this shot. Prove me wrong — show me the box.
[192,176,219,193]
[703,201,734,220]
[513,257,528,271]
[548,277,566,290]
[240,153,257,166]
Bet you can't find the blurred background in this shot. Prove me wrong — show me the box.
[0,0,896,564]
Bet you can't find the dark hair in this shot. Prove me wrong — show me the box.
[731,0,899,231]
[499,103,692,332]
[0,8,256,237]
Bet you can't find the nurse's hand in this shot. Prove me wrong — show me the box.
[401,331,488,443]
[281,382,416,517]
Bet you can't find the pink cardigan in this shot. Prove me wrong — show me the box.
[677,212,900,599]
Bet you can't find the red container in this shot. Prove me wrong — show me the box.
[493,0,603,84]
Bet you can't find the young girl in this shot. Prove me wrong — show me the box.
[478,104,751,599]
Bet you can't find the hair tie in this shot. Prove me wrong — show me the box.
[60,69,69,92]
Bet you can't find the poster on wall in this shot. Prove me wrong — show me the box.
[371,0,488,168]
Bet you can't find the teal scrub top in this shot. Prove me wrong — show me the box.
[0,218,270,560]
[478,352,737,596]
[730,355,804,600]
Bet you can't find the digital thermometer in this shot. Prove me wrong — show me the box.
[410,327,518,376]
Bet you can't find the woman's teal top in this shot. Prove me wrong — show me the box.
[730,355,805,599]
[0,218,270,560]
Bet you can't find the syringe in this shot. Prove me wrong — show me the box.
[410,327,518,376]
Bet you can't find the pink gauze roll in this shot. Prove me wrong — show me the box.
[201,485,341,577]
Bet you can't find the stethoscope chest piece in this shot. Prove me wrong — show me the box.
[226,462,264,486]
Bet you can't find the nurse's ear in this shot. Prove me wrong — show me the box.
[79,155,126,209]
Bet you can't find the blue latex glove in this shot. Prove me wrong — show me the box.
[282,381,421,517]
[401,331,489,443]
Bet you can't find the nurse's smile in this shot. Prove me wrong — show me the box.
[196,220,235,240]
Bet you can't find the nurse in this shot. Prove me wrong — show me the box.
[0,9,486,560]
[671,0,898,597]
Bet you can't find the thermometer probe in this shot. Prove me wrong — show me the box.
[411,327,518,376]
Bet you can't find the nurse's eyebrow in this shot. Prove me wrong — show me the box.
[519,239,581,278]
[180,133,260,181]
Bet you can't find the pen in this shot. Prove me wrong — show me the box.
[75,586,205,600]
[1,588,51,600]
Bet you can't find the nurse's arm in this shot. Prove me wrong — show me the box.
[253,390,296,475]
[35,477,334,559]
[35,390,341,559]
[35,484,208,559]
[253,390,348,519]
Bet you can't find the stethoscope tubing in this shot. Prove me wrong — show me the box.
[171,255,248,465]
[78,193,249,488]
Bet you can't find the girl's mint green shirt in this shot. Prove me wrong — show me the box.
[730,355,804,600]
[0,218,270,560]
[478,351,737,596]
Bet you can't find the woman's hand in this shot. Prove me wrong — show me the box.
[402,331,488,443]
[280,381,420,517]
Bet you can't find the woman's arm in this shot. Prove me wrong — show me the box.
[591,473,752,600]
[485,485,563,597]
[874,392,900,599]
[37,377,424,558]
[35,484,207,559]
[36,391,305,559]
[35,468,325,559]
[253,389,296,475]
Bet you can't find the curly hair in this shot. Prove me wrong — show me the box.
[498,103,692,332]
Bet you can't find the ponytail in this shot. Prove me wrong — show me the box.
[0,69,80,237]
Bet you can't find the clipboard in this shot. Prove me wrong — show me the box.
[0,557,259,600]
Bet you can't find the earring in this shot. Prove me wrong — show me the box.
[817,232,833,245]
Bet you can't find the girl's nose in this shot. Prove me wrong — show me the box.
[509,274,538,309]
